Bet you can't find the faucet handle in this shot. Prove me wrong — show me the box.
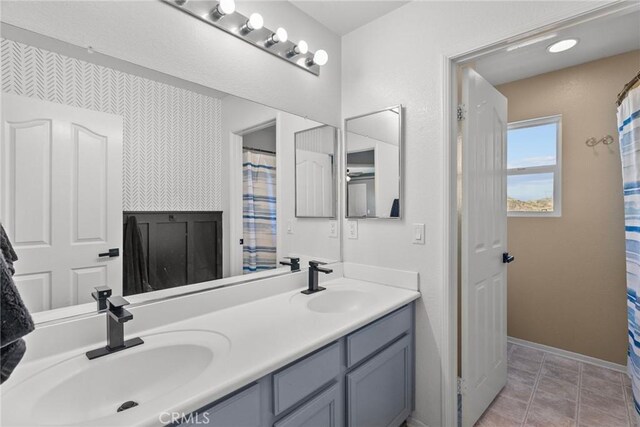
[107,296,133,323]
[107,296,130,309]
[309,260,326,267]
[309,260,332,274]
[280,257,301,271]
[92,286,112,311]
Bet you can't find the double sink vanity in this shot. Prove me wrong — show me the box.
[1,263,420,427]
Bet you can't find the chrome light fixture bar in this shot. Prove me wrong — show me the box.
[161,0,326,76]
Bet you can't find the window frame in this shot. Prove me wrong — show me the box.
[507,114,562,218]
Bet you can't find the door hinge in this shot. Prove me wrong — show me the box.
[457,104,466,121]
[457,377,467,395]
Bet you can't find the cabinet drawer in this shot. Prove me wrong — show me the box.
[273,342,341,415]
[274,383,343,427]
[346,305,411,367]
[178,383,261,427]
[346,335,412,427]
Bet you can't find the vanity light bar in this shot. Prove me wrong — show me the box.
[161,0,327,76]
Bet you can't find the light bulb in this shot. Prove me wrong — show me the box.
[267,27,288,46]
[547,39,578,53]
[247,13,263,30]
[275,27,288,43]
[217,0,235,15]
[312,49,328,66]
[297,40,308,55]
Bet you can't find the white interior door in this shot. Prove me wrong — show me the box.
[1,94,123,313]
[461,68,509,426]
[348,183,367,217]
[296,150,332,217]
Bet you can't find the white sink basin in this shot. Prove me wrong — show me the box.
[1,330,230,426]
[296,289,377,313]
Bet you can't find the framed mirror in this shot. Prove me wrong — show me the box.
[0,27,341,323]
[345,105,403,219]
[294,125,338,218]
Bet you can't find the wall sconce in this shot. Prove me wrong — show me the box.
[163,0,328,76]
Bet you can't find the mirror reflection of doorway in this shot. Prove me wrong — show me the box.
[242,125,277,274]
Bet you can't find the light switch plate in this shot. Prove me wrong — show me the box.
[412,223,425,244]
[287,220,294,234]
[329,220,338,238]
[347,220,358,239]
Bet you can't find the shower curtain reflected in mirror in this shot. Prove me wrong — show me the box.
[243,150,277,274]
[618,85,640,423]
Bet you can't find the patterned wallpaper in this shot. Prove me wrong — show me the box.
[1,38,223,211]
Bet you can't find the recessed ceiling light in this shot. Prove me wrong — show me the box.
[547,39,578,53]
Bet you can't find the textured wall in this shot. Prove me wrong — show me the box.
[498,50,640,365]
[1,38,223,211]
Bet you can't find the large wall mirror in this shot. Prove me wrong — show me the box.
[295,125,337,218]
[0,27,340,321]
[345,106,403,219]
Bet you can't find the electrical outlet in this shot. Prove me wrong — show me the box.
[287,220,294,234]
[347,220,358,239]
[412,223,425,244]
[329,220,338,238]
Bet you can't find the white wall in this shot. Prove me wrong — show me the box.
[341,1,612,425]
[0,0,341,127]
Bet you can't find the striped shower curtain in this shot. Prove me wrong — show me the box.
[619,85,640,423]
[243,150,277,274]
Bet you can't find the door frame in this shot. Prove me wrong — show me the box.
[442,3,639,426]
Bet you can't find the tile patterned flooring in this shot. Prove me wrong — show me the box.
[475,342,638,426]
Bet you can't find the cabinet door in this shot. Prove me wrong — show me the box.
[346,335,412,427]
[179,383,262,427]
[274,383,343,427]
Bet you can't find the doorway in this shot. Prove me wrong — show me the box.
[240,123,278,275]
[448,4,640,426]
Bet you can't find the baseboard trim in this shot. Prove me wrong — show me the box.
[508,336,628,373]
[406,416,429,427]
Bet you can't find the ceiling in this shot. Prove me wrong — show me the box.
[289,1,408,36]
[475,10,640,86]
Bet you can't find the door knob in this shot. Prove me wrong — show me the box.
[503,252,515,264]
[98,248,120,258]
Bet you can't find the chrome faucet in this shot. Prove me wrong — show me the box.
[302,261,333,295]
[86,296,144,360]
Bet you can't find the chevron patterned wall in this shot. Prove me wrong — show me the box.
[1,38,223,211]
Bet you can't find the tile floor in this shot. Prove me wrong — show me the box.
[475,342,637,426]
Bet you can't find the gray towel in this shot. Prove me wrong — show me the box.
[0,224,34,384]
[0,225,17,275]
[123,216,152,295]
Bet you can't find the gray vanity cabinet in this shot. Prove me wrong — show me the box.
[346,336,412,427]
[179,383,263,427]
[176,303,414,427]
[274,383,343,427]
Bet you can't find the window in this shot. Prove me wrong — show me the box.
[507,115,561,217]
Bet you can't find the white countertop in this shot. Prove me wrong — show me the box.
[1,271,420,427]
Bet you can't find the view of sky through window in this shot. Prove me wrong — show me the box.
[507,123,557,169]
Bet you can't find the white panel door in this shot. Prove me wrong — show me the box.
[461,68,509,427]
[296,150,332,217]
[348,183,367,217]
[1,94,123,312]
